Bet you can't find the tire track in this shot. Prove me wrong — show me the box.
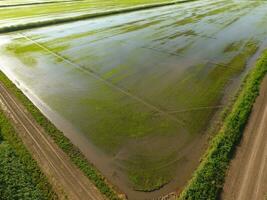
[221,76,267,200]
[0,82,106,200]
[18,33,184,125]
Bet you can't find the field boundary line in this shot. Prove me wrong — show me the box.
[18,33,184,125]
[142,46,242,71]
[167,105,224,113]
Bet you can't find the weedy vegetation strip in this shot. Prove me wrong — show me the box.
[0,109,56,199]
[0,0,194,34]
[0,0,76,8]
[178,50,267,199]
[0,71,122,200]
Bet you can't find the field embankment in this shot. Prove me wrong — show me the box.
[0,106,56,199]
[178,50,267,199]
[0,71,122,200]
[0,0,192,34]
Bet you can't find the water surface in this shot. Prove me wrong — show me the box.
[1,0,267,198]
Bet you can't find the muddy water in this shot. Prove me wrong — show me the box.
[1,0,267,199]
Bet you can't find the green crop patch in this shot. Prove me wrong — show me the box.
[0,110,56,200]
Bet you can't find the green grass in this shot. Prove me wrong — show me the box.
[0,0,188,20]
[0,0,193,33]
[0,71,122,199]
[0,110,57,200]
[178,50,267,199]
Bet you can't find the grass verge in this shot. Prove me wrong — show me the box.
[0,109,57,199]
[0,0,194,34]
[178,50,267,199]
[0,71,122,199]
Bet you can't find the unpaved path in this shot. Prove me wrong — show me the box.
[221,76,267,200]
[0,82,106,200]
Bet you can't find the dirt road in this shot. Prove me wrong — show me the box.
[0,82,105,200]
[221,76,267,200]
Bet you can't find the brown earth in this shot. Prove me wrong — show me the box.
[0,82,106,200]
[221,76,267,200]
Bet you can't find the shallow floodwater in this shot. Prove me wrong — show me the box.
[0,0,187,27]
[1,0,267,199]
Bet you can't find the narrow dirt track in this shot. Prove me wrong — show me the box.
[221,76,267,200]
[0,82,105,200]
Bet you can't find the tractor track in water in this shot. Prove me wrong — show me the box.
[19,33,184,125]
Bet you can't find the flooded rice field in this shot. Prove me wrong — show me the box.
[0,0,182,27]
[0,0,267,199]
